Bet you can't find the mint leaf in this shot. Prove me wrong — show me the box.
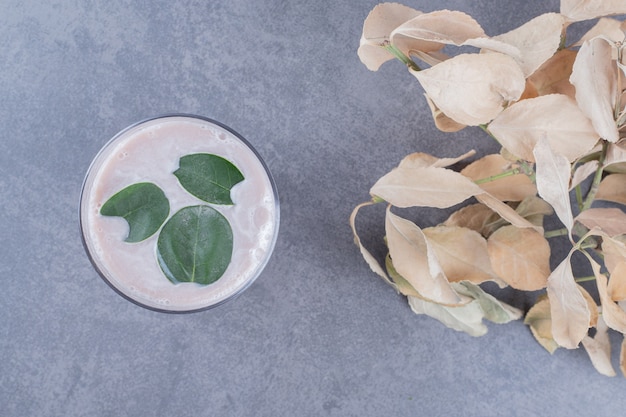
[174,153,244,205]
[156,205,233,285]
[100,182,169,243]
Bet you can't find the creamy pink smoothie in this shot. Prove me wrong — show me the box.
[80,115,279,312]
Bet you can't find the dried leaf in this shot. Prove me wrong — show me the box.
[561,0,626,22]
[492,13,566,77]
[527,49,577,99]
[385,254,420,297]
[600,233,626,273]
[461,154,537,201]
[370,166,483,209]
[608,261,626,302]
[443,203,496,235]
[475,193,543,233]
[454,281,522,323]
[587,254,626,334]
[570,37,619,142]
[596,174,626,205]
[350,202,394,287]
[390,9,485,48]
[408,294,487,337]
[580,284,600,328]
[515,195,555,228]
[385,208,461,305]
[358,3,422,71]
[546,252,591,349]
[487,225,551,290]
[570,160,599,190]
[533,138,574,232]
[411,53,526,126]
[581,316,617,377]
[424,94,467,132]
[605,142,626,169]
[398,149,475,169]
[423,226,502,285]
[489,94,599,162]
[524,295,560,354]
[576,208,626,236]
[573,17,626,46]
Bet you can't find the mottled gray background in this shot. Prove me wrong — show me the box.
[1,0,624,416]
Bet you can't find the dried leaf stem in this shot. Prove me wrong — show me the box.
[383,43,421,72]
[581,140,609,211]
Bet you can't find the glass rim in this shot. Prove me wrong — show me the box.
[79,113,280,313]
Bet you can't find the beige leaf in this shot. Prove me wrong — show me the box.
[570,37,619,142]
[461,154,537,201]
[492,13,566,77]
[605,142,626,169]
[357,3,422,71]
[524,295,559,354]
[515,196,554,228]
[398,149,475,169]
[596,174,626,205]
[576,207,626,236]
[608,261,626,301]
[585,254,626,335]
[546,252,591,349]
[580,284,599,328]
[528,49,577,99]
[533,137,574,232]
[487,225,551,290]
[570,160,599,190]
[561,0,626,22]
[489,94,599,162]
[385,254,420,297]
[390,9,485,50]
[349,202,394,287]
[408,295,487,337]
[475,193,543,233]
[385,208,461,305]
[581,316,616,377]
[600,233,626,273]
[454,281,522,323]
[443,203,496,235]
[411,53,526,126]
[573,17,626,46]
[423,226,502,285]
[424,94,467,132]
[370,166,483,209]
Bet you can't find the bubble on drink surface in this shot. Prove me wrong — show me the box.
[253,207,271,230]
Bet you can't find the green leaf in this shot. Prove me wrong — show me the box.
[100,182,170,243]
[156,205,233,285]
[174,153,244,205]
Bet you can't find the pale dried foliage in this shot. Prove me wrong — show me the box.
[353,1,626,377]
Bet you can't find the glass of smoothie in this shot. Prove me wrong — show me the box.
[80,114,279,312]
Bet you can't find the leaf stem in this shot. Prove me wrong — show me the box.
[581,140,608,211]
[474,167,521,184]
[384,43,421,72]
[575,276,596,283]
[575,184,584,212]
[479,124,500,143]
[544,228,568,239]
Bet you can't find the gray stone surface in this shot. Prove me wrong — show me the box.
[1,0,624,416]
